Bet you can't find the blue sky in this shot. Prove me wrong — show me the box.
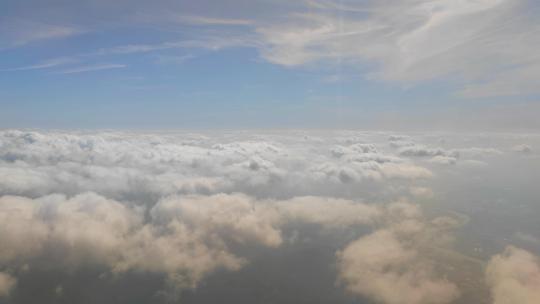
[1,0,539,130]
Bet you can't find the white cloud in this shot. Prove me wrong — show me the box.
[154,54,195,65]
[96,36,257,56]
[251,0,540,97]
[337,201,462,304]
[0,190,384,290]
[4,1,540,97]
[58,64,127,74]
[275,196,381,228]
[0,130,436,200]
[393,141,502,165]
[486,246,540,304]
[0,192,259,288]
[0,57,78,72]
[151,194,283,248]
[398,145,458,158]
[179,15,253,26]
[338,230,460,304]
[0,19,82,48]
[0,193,139,266]
[0,129,532,300]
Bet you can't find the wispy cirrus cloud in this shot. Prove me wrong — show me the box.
[154,54,195,65]
[58,64,127,74]
[92,0,540,98]
[95,36,257,55]
[0,19,83,48]
[179,15,253,26]
[251,0,540,97]
[2,0,540,99]
[0,57,78,72]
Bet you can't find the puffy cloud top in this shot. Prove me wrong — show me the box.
[486,246,540,304]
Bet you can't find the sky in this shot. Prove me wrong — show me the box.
[1,0,540,130]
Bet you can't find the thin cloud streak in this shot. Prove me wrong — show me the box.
[0,57,78,72]
[95,36,258,55]
[58,64,127,74]
[0,19,83,48]
[179,15,253,26]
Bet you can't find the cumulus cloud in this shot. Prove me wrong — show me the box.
[389,138,502,166]
[0,189,385,292]
[150,194,283,248]
[486,246,540,304]
[1,188,464,301]
[0,130,436,200]
[0,129,534,301]
[337,230,459,304]
[274,196,381,228]
[312,141,433,184]
[398,145,458,158]
[0,192,280,288]
[0,193,140,267]
[337,201,462,304]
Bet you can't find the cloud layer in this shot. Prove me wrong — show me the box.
[0,129,539,303]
